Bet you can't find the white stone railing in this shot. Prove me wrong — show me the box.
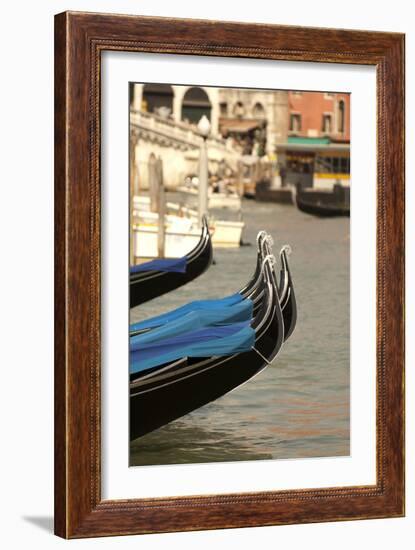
[130,110,235,153]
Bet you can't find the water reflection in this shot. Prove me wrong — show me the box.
[131,416,273,466]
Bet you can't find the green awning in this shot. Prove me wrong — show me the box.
[287,136,331,145]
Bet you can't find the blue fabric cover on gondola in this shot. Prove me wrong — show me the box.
[130,257,187,274]
[130,300,253,350]
[129,321,255,375]
[129,292,244,333]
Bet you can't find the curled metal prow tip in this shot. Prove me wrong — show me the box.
[280,244,292,256]
[265,234,274,247]
[256,230,268,245]
[261,254,277,269]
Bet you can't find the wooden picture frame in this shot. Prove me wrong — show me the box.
[54,11,405,538]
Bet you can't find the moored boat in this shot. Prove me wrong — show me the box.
[129,246,295,440]
[292,183,350,217]
[130,217,212,308]
[129,231,289,337]
[133,195,244,252]
[176,185,242,211]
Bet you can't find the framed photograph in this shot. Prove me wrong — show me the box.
[54,11,405,538]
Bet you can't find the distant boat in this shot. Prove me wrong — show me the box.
[130,217,212,308]
[255,179,293,204]
[292,183,350,217]
[176,185,242,211]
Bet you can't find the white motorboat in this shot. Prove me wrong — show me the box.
[132,196,244,259]
[176,185,242,211]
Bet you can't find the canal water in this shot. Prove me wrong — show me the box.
[130,198,350,466]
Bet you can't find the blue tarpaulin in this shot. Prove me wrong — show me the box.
[129,292,245,333]
[130,257,187,274]
[129,322,255,374]
[130,300,253,350]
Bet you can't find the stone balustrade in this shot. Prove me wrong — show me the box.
[130,110,242,190]
[131,110,236,151]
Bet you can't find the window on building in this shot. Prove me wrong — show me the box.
[315,155,350,174]
[233,101,245,118]
[181,87,212,124]
[322,114,332,134]
[252,102,266,119]
[340,157,350,173]
[220,102,228,116]
[315,156,332,173]
[290,113,302,132]
[338,100,346,134]
[142,83,174,115]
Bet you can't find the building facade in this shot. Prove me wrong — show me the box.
[217,88,289,155]
[130,84,350,191]
[131,83,289,154]
[130,84,241,190]
[288,91,350,142]
[131,83,220,135]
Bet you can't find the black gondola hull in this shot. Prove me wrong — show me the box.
[130,237,213,307]
[129,237,294,441]
[294,182,350,218]
[296,197,349,217]
[130,312,279,440]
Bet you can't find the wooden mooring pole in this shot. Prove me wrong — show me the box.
[156,157,166,258]
[129,136,137,266]
[148,153,157,213]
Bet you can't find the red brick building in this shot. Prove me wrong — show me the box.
[288,91,350,142]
